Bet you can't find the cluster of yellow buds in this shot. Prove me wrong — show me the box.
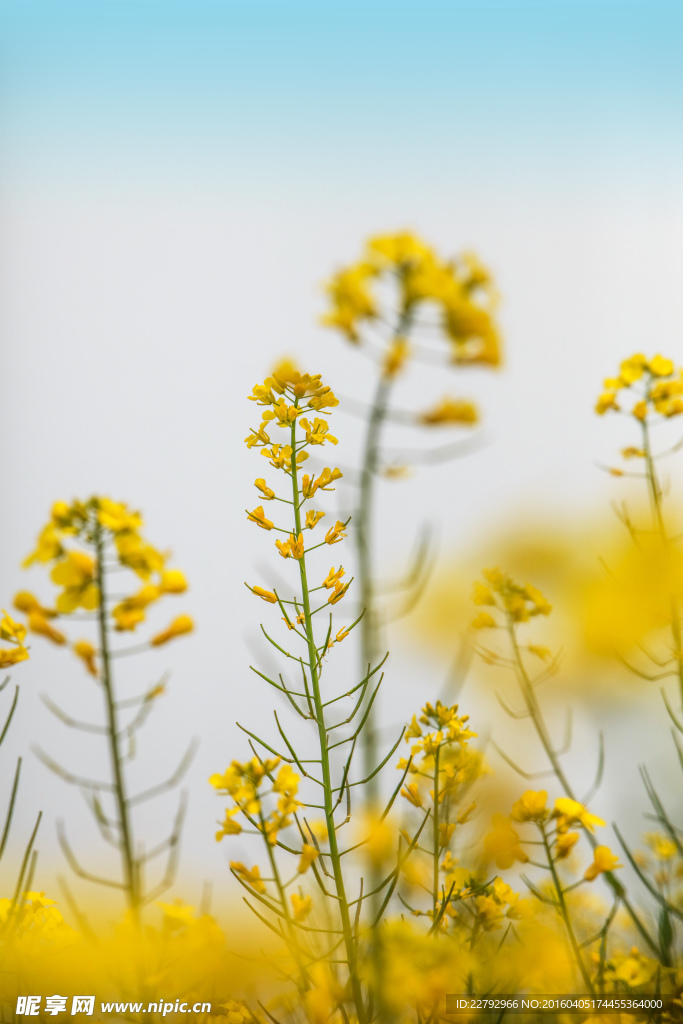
[15,497,193,675]
[0,611,29,669]
[399,701,480,805]
[596,354,683,420]
[245,365,352,612]
[470,568,552,630]
[321,231,500,369]
[245,362,339,458]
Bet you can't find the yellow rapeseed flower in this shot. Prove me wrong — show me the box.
[483,814,529,870]
[554,831,580,860]
[230,862,266,894]
[13,591,57,618]
[290,892,312,921]
[150,615,194,647]
[249,585,278,603]
[254,478,275,500]
[51,551,99,613]
[382,338,410,379]
[73,640,97,677]
[325,521,347,545]
[161,569,188,593]
[420,397,479,426]
[584,845,622,881]
[297,844,319,874]
[305,510,325,529]
[28,611,66,645]
[510,790,548,823]
[247,506,274,531]
[553,797,605,833]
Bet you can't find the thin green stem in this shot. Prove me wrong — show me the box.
[94,520,138,916]
[540,823,594,994]
[290,414,367,1024]
[507,618,659,955]
[432,745,441,920]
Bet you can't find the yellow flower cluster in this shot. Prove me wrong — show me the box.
[16,497,193,674]
[0,610,29,669]
[321,230,501,368]
[471,567,552,629]
[210,758,303,848]
[595,354,683,420]
[485,789,621,883]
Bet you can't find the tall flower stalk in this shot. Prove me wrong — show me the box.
[321,231,501,790]
[15,497,195,917]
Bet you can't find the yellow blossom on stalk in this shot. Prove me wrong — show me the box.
[325,521,347,545]
[555,831,580,859]
[322,566,345,589]
[611,948,659,987]
[405,714,422,739]
[475,894,505,931]
[254,478,275,500]
[401,782,423,807]
[382,337,410,379]
[73,640,97,677]
[299,417,338,446]
[261,398,299,428]
[230,862,267,894]
[584,845,622,881]
[328,580,351,604]
[297,844,319,874]
[50,551,99,613]
[596,354,683,421]
[320,262,378,342]
[334,627,350,643]
[420,397,479,426]
[215,808,242,840]
[247,506,274,531]
[161,569,187,593]
[645,832,678,860]
[471,611,496,629]
[305,510,325,529]
[27,611,66,645]
[0,611,29,668]
[249,585,278,603]
[553,797,605,833]
[290,892,312,921]
[484,814,529,870]
[511,790,549,823]
[273,764,300,795]
[439,822,455,849]
[13,591,56,618]
[150,615,194,647]
[22,522,63,567]
[112,584,161,631]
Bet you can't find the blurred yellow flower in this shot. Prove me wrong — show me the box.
[584,845,621,881]
[150,614,194,647]
[73,640,97,677]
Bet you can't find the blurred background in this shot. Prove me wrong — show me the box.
[2,0,683,915]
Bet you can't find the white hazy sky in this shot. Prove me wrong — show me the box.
[2,0,683,914]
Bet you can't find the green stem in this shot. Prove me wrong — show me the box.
[258,806,310,990]
[507,618,659,956]
[94,520,138,915]
[357,374,391,795]
[290,416,367,1024]
[432,745,441,920]
[540,823,594,994]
